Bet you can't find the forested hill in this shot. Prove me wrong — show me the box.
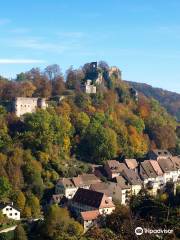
[126,81,180,121]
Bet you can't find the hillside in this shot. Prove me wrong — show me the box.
[126,81,180,121]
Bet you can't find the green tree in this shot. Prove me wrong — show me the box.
[0,177,12,201]
[79,123,118,163]
[14,224,27,240]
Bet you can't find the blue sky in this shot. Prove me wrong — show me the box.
[0,0,180,93]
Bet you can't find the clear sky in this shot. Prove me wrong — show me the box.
[0,0,180,93]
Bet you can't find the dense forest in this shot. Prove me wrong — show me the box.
[126,81,180,121]
[0,61,179,239]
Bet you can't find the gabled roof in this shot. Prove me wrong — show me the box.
[170,156,180,170]
[0,203,20,212]
[72,174,101,187]
[72,188,114,209]
[57,178,76,188]
[141,160,157,178]
[150,149,172,158]
[139,164,149,180]
[124,159,138,170]
[158,158,176,173]
[90,182,122,200]
[149,160,163,176]
[122,168,142,185]
[72,188,104,208]
[80,210,100,221]
[106,160,128,173]
[115,176,131,189]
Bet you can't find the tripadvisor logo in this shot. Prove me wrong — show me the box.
[135,227,143,235]
[135,227,173,236]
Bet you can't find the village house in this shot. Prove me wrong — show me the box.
[170,156,180,179]
[121,168,142,195]
[80,210,100,232]
[104,160,128,179]
[114,176,131,205]
[90,181,122,203]
[0,203,20,221]
[148,149,172,161]
[55,178,77,199]
[55,174,101,199]
[158,157,179,183]
[70,188,115,219]
[139,160,161,195]
[72,174,101,189]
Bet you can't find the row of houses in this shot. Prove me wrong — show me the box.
[51,149,180,231]
[1,150,179,231]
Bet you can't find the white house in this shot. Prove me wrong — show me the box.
[0,203,20,221]
[55,178,78,199]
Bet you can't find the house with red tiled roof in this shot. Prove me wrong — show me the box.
[104,160,128,179]
[80,210,100,232]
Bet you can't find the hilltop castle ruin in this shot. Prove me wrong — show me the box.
[13,97,48,117]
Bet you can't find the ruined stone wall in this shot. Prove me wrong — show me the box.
[14,97,48,117]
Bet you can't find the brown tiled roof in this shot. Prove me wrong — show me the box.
[72,188,104,208]
[80,210,100,221]
[149,160,163,176]
[139,165,149,180]
[72,174,101,187]
[150,149,172,158]
[115,176,131,189]
[72,188,114,209]
[57,178,75,188]
[124,159,138,170]
[170,156,180,170]
[90,182,122,200]
[158,158,176,173]
[141,160,157,178]
[122,168,142,185]
[106,160,128,173]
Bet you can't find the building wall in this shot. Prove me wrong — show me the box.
[131,185,142,195]
[14,97,47,117]
[99,207,115,215]
[55,183,77,199]
[2,206,20,221]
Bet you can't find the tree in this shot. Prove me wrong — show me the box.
[26,194,41,218]
[79,123,118,163]
[66,67,84,90]
[43,205,83,240]
[73,112,90,135]
[16,191,26,211]
[0,177,12,201]
[14,224,27,240]
[45,64,61,81]
[16,73,27,82]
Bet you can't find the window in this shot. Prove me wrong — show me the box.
[10,213,12,216]
[6,208,9,211]
[15,213,17,215]
[10,208,12,211]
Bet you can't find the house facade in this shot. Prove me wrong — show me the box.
[0,203,20,221]
[70,188,115,218]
